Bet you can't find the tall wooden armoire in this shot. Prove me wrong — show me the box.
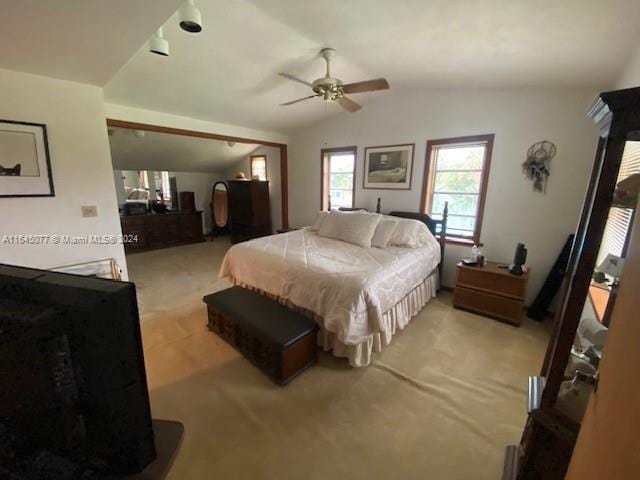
[228,180,272,243]
[503,86,640,479]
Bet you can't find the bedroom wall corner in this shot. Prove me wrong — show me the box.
[0,68,128,278]
[287,88,601,303]
[615,45,640,89]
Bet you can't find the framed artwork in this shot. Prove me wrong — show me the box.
[0,120,54,197]
[363,143,414,190]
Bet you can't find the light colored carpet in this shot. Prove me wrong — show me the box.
[127,240,550,480]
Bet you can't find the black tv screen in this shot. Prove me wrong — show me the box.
[0,264,155,479]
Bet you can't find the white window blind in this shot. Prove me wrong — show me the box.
[597,140,640,265]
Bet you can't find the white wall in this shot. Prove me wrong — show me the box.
[105,103,288,145]
[171,171,223,233]
[616,47,640,89]
[0,69,128,277]
[288,88,600,302]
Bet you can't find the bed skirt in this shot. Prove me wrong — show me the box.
[227,271,438,367]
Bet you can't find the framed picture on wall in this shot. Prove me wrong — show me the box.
[0,120,55,197]
[363,143,414,190]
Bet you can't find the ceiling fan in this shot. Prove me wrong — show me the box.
[279,48,390,112]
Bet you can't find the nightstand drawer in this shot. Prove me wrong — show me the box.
[453,286,524,325]
[456,266,526,300]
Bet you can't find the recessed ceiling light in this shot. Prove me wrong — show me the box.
[179,0,203,33]
[149,27,169,56]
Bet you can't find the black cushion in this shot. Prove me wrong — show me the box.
[203,287,317,348]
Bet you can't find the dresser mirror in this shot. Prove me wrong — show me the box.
[211,181,230,232]
[505,89,640,480]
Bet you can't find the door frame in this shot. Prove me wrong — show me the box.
[106,118,289,230]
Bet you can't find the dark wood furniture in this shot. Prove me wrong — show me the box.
[203,287,318,385]
[228,180,272,243]
[453,261,529,326]
[503,87,640,480]
[178,191,195,212]
[121,211,204,253]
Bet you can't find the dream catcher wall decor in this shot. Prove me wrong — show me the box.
[522,140,556,193]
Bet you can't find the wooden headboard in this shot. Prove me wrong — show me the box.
[389,202,448,278]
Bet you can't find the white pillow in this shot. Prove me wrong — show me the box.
[371,217,399,248]
[389,218,432,248]
[318,210,381,247]
[310,211,329,231]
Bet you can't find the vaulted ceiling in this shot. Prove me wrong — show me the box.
[3,1,640,134]
[108,128,259,173]
[103,0,640,133]
[0,0,183,85]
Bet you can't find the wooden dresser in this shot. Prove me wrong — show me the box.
[120,211,204,253]
[453,261,529,325]
[228,180,272,243]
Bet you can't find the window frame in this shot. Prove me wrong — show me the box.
[250,154,268,181]
[420,134,494,245]
[321,146,357,210]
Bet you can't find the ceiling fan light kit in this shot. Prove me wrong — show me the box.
[279,47,390,112]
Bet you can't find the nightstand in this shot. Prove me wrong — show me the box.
[453,261,529,326]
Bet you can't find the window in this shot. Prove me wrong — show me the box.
[138,170,149,190]
[596,140,640,266]
[321,147,356,210]
[152,170,172,207]
[250,155,267,181]
[421,134,494,243]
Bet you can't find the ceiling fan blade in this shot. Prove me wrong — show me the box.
[341,78,390,94]
[336,96,362,112]
[279,72,313,87]
[280,95,319,106]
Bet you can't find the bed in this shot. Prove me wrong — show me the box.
[219,210,447,367]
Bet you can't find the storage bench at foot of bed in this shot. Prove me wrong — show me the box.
[203,287,318,385]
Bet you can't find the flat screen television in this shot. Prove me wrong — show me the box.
[0,264,156,479]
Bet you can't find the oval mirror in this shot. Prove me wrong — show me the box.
[211,181,229,232]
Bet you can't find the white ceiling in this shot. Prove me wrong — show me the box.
[104,0,640,133]
[108,128,259,173]
[3,1,640,134]
[0,0,183,85]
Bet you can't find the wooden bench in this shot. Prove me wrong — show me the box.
[203,287,318,385]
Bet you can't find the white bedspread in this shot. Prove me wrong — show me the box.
[219,228,441,346]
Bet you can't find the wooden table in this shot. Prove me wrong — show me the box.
[453,261,529,326]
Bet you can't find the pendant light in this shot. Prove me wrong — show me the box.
[149,27,169,56]
[179,0,203,33]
